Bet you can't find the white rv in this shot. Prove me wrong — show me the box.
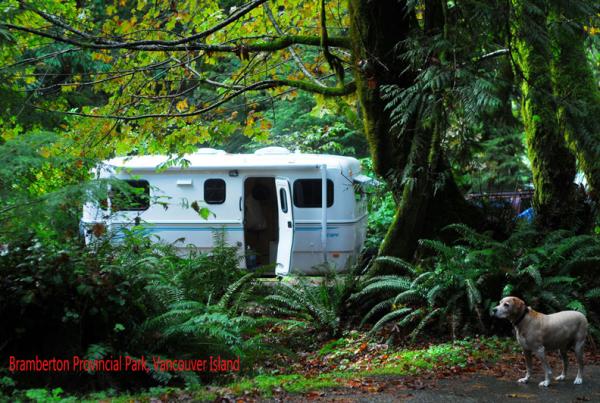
[82,147,371,275]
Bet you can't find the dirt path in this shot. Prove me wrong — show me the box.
[287,365,600,402]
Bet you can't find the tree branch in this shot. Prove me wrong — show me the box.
[29,79,356,121]
[320,0,345,84]
[19,0,269,47]
[473,48,509,64]
[2,22,350,52]
[263,3,326,87]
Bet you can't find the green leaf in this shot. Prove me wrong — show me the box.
[199,207,212,220]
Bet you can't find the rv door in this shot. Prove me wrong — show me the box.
[275,177,294,276]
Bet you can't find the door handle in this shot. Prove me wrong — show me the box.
[239,196,242,211]
[287,221,292,228]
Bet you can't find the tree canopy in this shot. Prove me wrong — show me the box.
[1,0,599,260]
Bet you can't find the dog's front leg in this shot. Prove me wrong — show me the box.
[518,350,533,384]
[535,347,552,387]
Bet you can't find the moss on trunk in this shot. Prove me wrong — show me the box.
[348,0,414,179]
[550,11,600,203]
[512,0,577,230]
[349,0,482,268]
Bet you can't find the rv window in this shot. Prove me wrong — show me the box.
[204,179,226,204]
[110,180,150,211]
[293,179,334,208]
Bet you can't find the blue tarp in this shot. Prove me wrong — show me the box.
[517,207,534,222]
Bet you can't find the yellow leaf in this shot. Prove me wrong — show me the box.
[176,99,189,112]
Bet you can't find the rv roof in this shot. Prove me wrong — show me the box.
[102,148,361,172]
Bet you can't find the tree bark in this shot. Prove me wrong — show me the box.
[551,11,600,204]
[349,0,479,270]
[511,0,578,230]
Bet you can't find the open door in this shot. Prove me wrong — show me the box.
[275,177,294,276]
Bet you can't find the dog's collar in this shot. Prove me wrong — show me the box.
[512,307,529,327]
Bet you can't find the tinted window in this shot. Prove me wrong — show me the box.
[293,179,334,208]
[204,179,226,204]
[110,180,150,211]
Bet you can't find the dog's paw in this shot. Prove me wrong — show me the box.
[517,377,529,384]
[555,374,565,381]
[573,377,583,385]
[538,380,550,387]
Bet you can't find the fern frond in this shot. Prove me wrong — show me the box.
[409,307,442,341]
[465,279,482,311]
[360,298,394,327]
[585,288,600,299]
[393,289,422,305]
[566,300,586,315]
[350,277,412,301]
[374,256,417,274]
[368,307,412,335]
[218,271,257,310]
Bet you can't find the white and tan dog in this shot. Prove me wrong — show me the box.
[492,296,588,387]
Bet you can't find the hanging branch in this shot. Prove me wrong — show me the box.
[320,0,345,85]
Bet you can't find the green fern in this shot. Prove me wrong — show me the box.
[264,271,357,337]
[585,288,600,299]
[369,307,413,335]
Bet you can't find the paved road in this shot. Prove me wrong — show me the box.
[290,365,600,402]
[404,367,600,402]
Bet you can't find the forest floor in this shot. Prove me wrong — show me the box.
[119,335,600,403]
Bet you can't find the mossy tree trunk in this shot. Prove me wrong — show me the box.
[511,0,578,230]
[349,0,478,269]
[550,7,600,203]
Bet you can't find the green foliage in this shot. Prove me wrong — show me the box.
[144,231,246,307]
[0,131,98,243]
[355,224,600,341]
[23,388,70,403]
[0,226,270,389]
[500,229,600,319]
[264,268,359,338]
[143,250,264,360]
[360,158,396,249]
[353,242,493,341]
[0,232,156,387]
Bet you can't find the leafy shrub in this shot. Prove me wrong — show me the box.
[264,268,360,338]
[0,132,99,244]
[360,158,397,250]
[0,228,268,390]
[144,270,267,375]
[142,231,246,306]
[0,233,158,389]
[352,251,493,341]
[499,229,600,329]
[354,224,600,341]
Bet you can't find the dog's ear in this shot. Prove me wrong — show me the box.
[511,297,525,314]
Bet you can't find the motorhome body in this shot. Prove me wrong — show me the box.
[82,147,370,275]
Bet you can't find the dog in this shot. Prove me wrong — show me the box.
[492,296,588,387]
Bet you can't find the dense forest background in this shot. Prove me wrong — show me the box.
[1,0,600,400]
